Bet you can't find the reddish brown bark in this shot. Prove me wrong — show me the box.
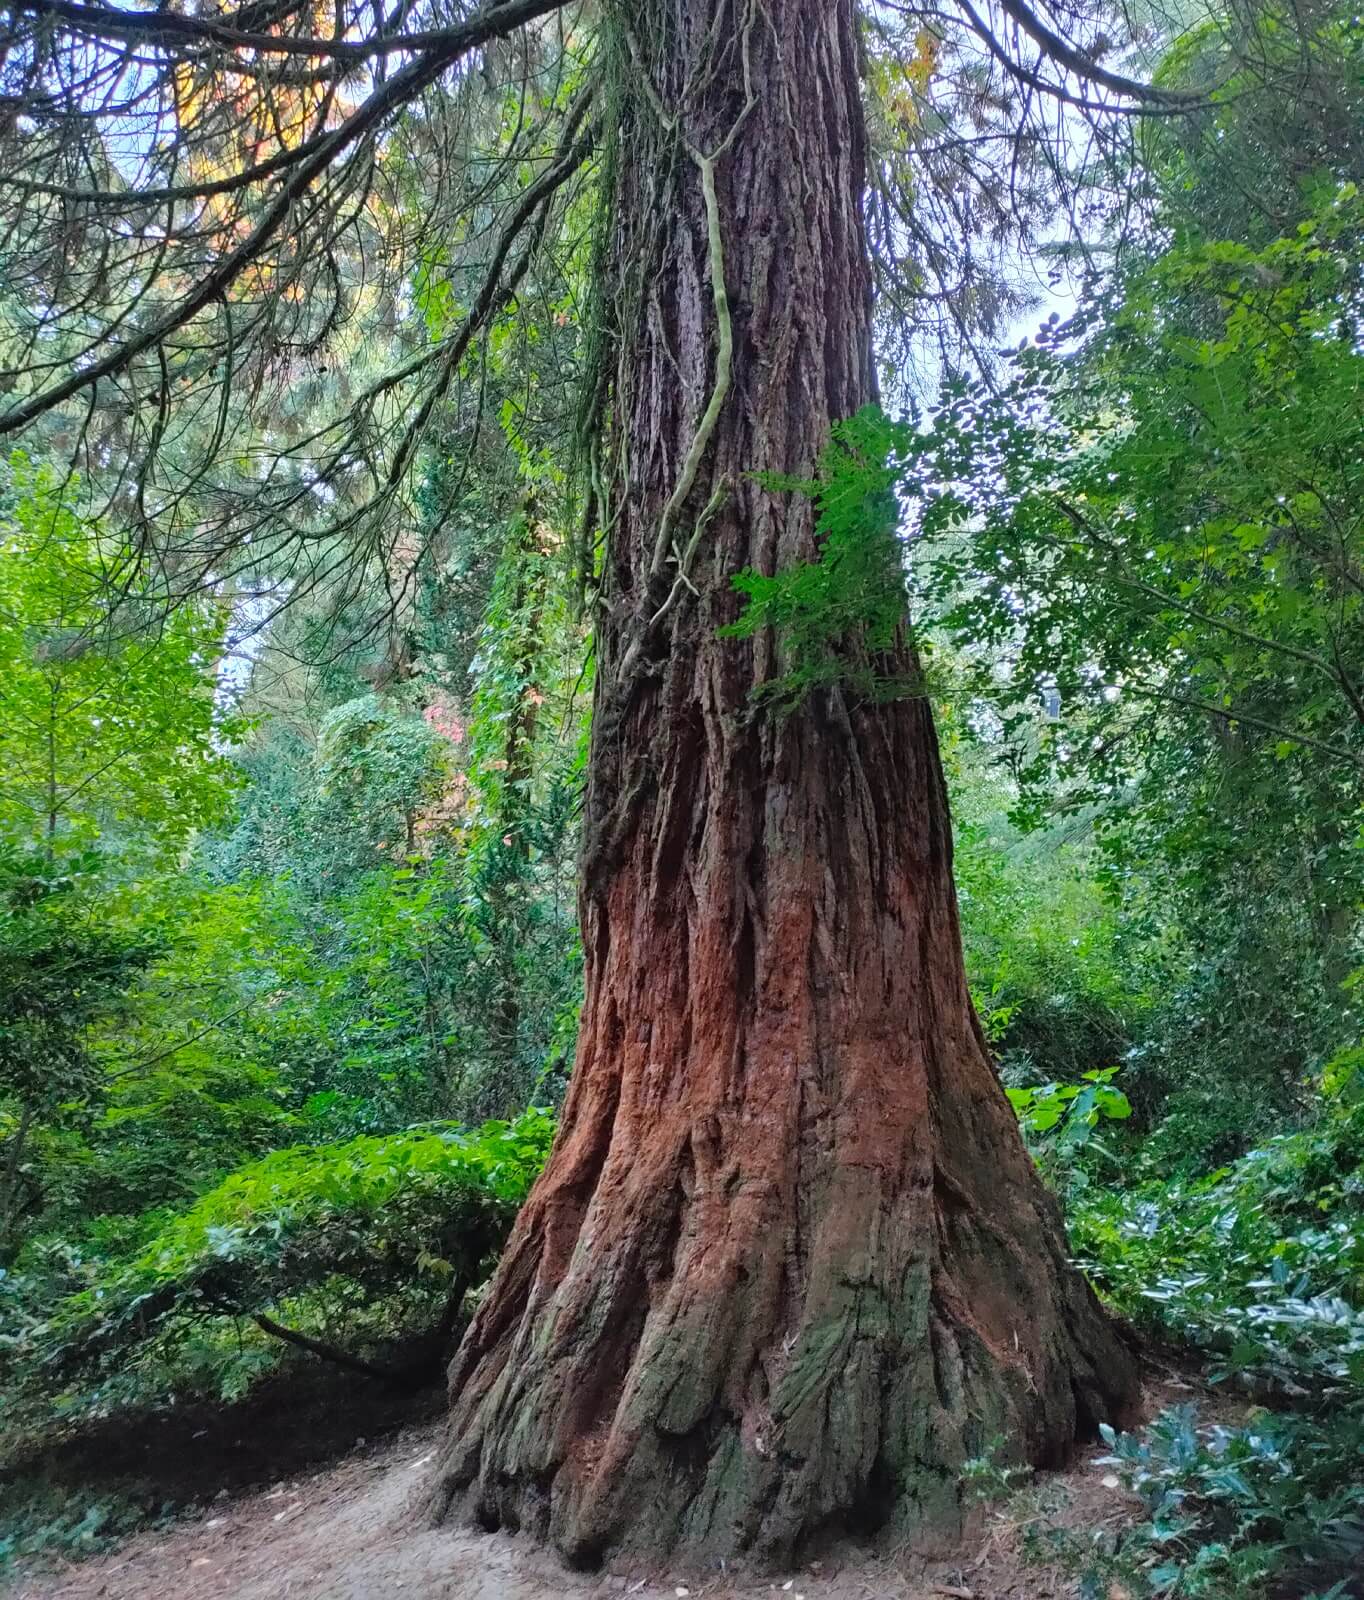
[432,0,1137,1566]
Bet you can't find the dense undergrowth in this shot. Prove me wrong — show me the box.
[3,1110,553,1426]
[995,1064,1364,1598]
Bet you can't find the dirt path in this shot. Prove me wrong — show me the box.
[12,1384,1193,1600]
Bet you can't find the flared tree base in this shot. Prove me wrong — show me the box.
[430,1033,1137,1569]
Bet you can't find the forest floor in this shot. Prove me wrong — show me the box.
[9,1373,1213,1600]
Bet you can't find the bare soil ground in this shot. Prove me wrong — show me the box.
[9,1375,1209,1600]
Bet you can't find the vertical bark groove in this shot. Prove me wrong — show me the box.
[432,0,1137,1568]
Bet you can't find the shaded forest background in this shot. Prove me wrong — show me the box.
[1,0,1362,1592]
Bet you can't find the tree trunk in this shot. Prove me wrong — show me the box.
[432,0,1137,1567]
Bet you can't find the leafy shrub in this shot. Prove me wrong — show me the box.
[1072,1094,1364,1402]
[1008,1067,1133,1194]
[0,1480,164,1582]
[2,1108,554,1421]
[999,1058,1364,1596]
[1087,1404,1364,1599]
[1120,898,1362,1172]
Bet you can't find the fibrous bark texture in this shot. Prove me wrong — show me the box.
[432,0,1137,1567]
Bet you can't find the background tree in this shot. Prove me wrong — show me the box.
[0,457,242,856]
[0,459,244,1259]
[912,0,1364,1157]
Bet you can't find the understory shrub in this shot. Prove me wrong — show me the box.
[1073,1093,1364,1401]
[1004,1063,1364,1597]
[0,1108,554,1431]
[1090,1404,1364,1599]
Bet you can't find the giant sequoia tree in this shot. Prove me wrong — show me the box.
[433,1,1147,1562]
[0,0,1203,1567]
